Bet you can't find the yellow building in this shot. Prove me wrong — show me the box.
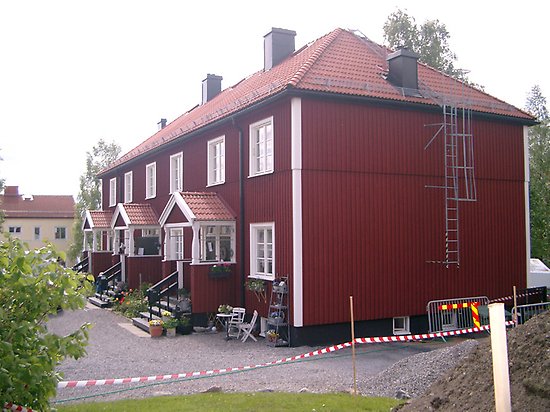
[1,186,75,265]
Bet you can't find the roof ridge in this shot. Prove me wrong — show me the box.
[288,28,343,87]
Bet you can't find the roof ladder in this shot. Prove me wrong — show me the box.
[426,103,477,267]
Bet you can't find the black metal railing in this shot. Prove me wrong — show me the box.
[72,256,89,273]
[146,270,179,317]
[103,261,122,284]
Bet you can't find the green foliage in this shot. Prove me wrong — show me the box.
[68,139,121,262]
[56,392,403,411]
[111,288,148,318]
[0,235,94,410]
[383,9,465,80]
[526,86,550,264]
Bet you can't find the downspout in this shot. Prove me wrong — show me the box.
[232,117,246,307]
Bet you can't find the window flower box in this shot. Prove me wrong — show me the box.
[208,263,232,278]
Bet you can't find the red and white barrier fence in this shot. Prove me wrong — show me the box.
[2,402,33,412]
[56,321,514,389]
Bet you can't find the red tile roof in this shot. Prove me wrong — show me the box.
[1,194,74,219]
[102,28,533,174]
[180,192,235,221]
[119,203,159,226]
[87,210,113,228]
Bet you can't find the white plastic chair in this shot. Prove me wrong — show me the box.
[228,307,246,338]
[238,310,258,342]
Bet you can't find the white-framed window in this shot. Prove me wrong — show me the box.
[55,227,67,240]
[8,226,21,234]
[167,227,184,261]
[145,162,156,199]
[199,224,235,262]
[34,227,40,240]
[250,223,274,279]
[207,136,225,186]
[109,177,117,207]
[170,152,183,193]
[124,171,133,203]
[249,117,274,176]
[142,229,159,237]
[393,316,410,335]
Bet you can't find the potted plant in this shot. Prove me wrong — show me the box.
[148,319,164,338]
[161,309,172,322]
[270,311,285,324]
[163,317,179,337]
[218,304,233,314]
[272,279,288,294]
[266,329,279,343]
[176,316,193,335]
[209,263,232,278]
[246,278,266,302]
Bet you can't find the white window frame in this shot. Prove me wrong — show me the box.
[34,226,40,240]
[393,316,410,335]
[249,117,274,177]
[109,177,117,207]
[207,136,225,186]
[249,223,274,280]
[199,224,235,263]
[124,171,133,203]
[169,152,183,193]
[55,227,67,240]
[9,226,21,234]
[145,162,157,199]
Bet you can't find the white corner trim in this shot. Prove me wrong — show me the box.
[523,126,531,280]
[291,97,303,327]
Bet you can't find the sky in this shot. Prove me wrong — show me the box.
[1,0,548,198]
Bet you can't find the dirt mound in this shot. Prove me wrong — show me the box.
[400,310,550,411]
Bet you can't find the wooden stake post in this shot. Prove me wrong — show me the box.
[349,296,357,396]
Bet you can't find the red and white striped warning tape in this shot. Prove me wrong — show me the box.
[57,320,514,389]
[2,402,32,412]
[490,290,543,303]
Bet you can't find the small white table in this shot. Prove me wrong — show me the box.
[216,313,233,340]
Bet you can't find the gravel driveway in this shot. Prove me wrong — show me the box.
[48,303,474,406]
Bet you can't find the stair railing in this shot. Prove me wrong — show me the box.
[146,270,179,318]
[72,256,89,273]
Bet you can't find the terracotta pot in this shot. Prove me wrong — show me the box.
[149,325,163,338]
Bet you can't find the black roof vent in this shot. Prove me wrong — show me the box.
[264,28,296,71]
[386,48,420,91]
[157,118,167,130]
[202,74,223,104]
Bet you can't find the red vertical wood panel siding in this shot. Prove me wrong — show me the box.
[90,251,116,277]
[126,256,163,289]
[299,98,526,326]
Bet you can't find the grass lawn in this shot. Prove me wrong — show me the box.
[56,392,403,411]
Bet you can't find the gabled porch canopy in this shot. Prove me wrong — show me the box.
[111,203,161,257]
[159,192,236,264]
[83,210,114,252]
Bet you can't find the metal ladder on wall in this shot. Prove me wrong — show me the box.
[426,104,476,267]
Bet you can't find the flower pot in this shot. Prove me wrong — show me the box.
[149,324,163,338]
[165,327,176,337]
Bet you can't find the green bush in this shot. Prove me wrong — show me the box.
[0,235,94,410]
[112,288,147,318]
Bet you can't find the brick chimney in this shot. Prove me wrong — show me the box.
[4,186,19,196]
[264,28,296,71]
[386,48,420,90]
[202,74,223,104]
[157,118,167,130]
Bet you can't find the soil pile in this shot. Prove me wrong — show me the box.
[400,310,550,411]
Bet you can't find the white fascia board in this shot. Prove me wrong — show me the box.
[291,96,303,327]
[523,126,531,279]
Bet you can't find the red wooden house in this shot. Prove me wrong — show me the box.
[84,28,535,345]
